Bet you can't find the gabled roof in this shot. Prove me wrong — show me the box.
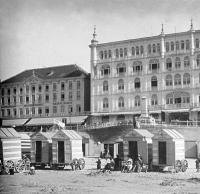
[19,133,30,140]
[124,129,154,138]
[153,129,184,140]
[52,129,82,140]
[31,131,56,141]
[1,64,89,84]
[0,128,21,139]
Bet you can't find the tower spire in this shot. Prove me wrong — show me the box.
[161,23,164,35]
[93,25,97,40]
[190,18,194,31]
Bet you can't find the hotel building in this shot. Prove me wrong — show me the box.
[89,22,200,124]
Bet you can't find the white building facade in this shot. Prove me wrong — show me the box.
[89,23,200,124]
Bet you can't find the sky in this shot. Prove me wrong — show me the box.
[0,0,200,81]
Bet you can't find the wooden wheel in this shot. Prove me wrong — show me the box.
[181,159,188,172]
[175,160,182,173]
[15,159,25,173]
[4,160,15,174]
[78,158,85,170]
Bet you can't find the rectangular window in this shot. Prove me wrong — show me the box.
[20,88,23,95]
[7,97,10,105]
[26,108,29,115]
[13,108,17,116]
[13,96,16,104]
[20,108,23,116]
[77,91,80,100]
[61,82,65,90]
[45,107,49,114]
[61,93,65,101]
[53,83,57,91]
[38,94,42,103]
[38,107,42,115]
[181,40,184,50]
[68,105,73,113]
[69,91,72,101]
[61,105,65,113]
[32,95,35,103]
[186,40,190,50]
[76,104,81,113]
[1,88,4,96]
[53,106,57,114]
[32,107,35,115]
[13,88,17,95]
[1,97,4,105]
[53,93,57,102]
[45,95,49,103]
[77,81,81,90]
[38,85,42,92]
[69,81,72,90]
[26,86,29,93]
[1,109,5,117]
[45,85,49,92]
[32,86,35,93]
[20,96,23,104]
[7,89,10,95]
[26,96,29,104]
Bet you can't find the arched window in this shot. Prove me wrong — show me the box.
[151,94,158,105]
[108,50,112,58]
[100,51,103,59]
[118,79,124,90]
[104,50,107,59]
[134,78,140,89]
[171,42,174,51]
[183,73,190,85]
[197,54,200,66]
[176,41,179,50]
[133,61,143,73]
[184,56,190,68]
[157,43,160,53]
[136,46,139,55]
[196,39,199,49]
[115,49,119,58]
[140,45,144,55]
[166,58,172,70]
[148,44,151,54]
[186,40,190,50]
[135,96,140,107]
[117,63,126,74]
[124,48,127,57]
[132,47,135,56]
[166,42,169,52]
[174,74,181,85]
[118,97,124,108]
[120,48,123,57]
[101,65,110,76]
[181,40,184,50]
[166,74,172,86]
[152,44,156,53]
[166,93,173,104]
[103,98,109,108]
[151,76,158,87]
[175,57,181,69]
[103,81,108,92]
[149,59,159,71]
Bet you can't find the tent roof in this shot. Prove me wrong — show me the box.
[19,133,30,140]
[153,129,184,139]
[52,129,82,140]
[124,129,154,138]
[0,128,21,139]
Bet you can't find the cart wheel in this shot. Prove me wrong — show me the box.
[15,159,25,173]
[181,159,188,172]
[4,160,15,174]
[78,158,85,170]
[71,158,79,171]
[175,160,182,173]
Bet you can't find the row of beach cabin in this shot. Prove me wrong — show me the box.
[1,127,200,169]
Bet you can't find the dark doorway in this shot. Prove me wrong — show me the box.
[58,141,65,163]
[158,141,166,164]
[129,141,138,160]
[82,143,85,156]
[36,141,42,162]
[118,142,124,158]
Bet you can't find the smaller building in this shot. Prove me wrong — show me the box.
[52,130,83,164]
[152,129,185,167]
[30,131,55,166]
[123,129,153,164]
[0,127,21,162]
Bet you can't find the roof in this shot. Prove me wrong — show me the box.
[19,133,30,140]
[175,127,200,141]
[124,129,154,138]
[0,128,21,139]
[153,129,184,140]
[1,64,89,84]
[52,129,82,140]
[31,131,56,141]
[2,119,29,127]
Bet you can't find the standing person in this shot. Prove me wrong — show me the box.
[196,157,200,172]
[96,158,101,170]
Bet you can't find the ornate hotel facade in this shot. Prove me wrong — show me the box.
[89,23,200,124]
[0,65,90,127]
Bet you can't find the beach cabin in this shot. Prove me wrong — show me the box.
[0,128,21,162]
[123,129,153,164]
[152,129,185,167]
[30,131,55,166]
[19,133,31,159]
[52,130,83,165]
